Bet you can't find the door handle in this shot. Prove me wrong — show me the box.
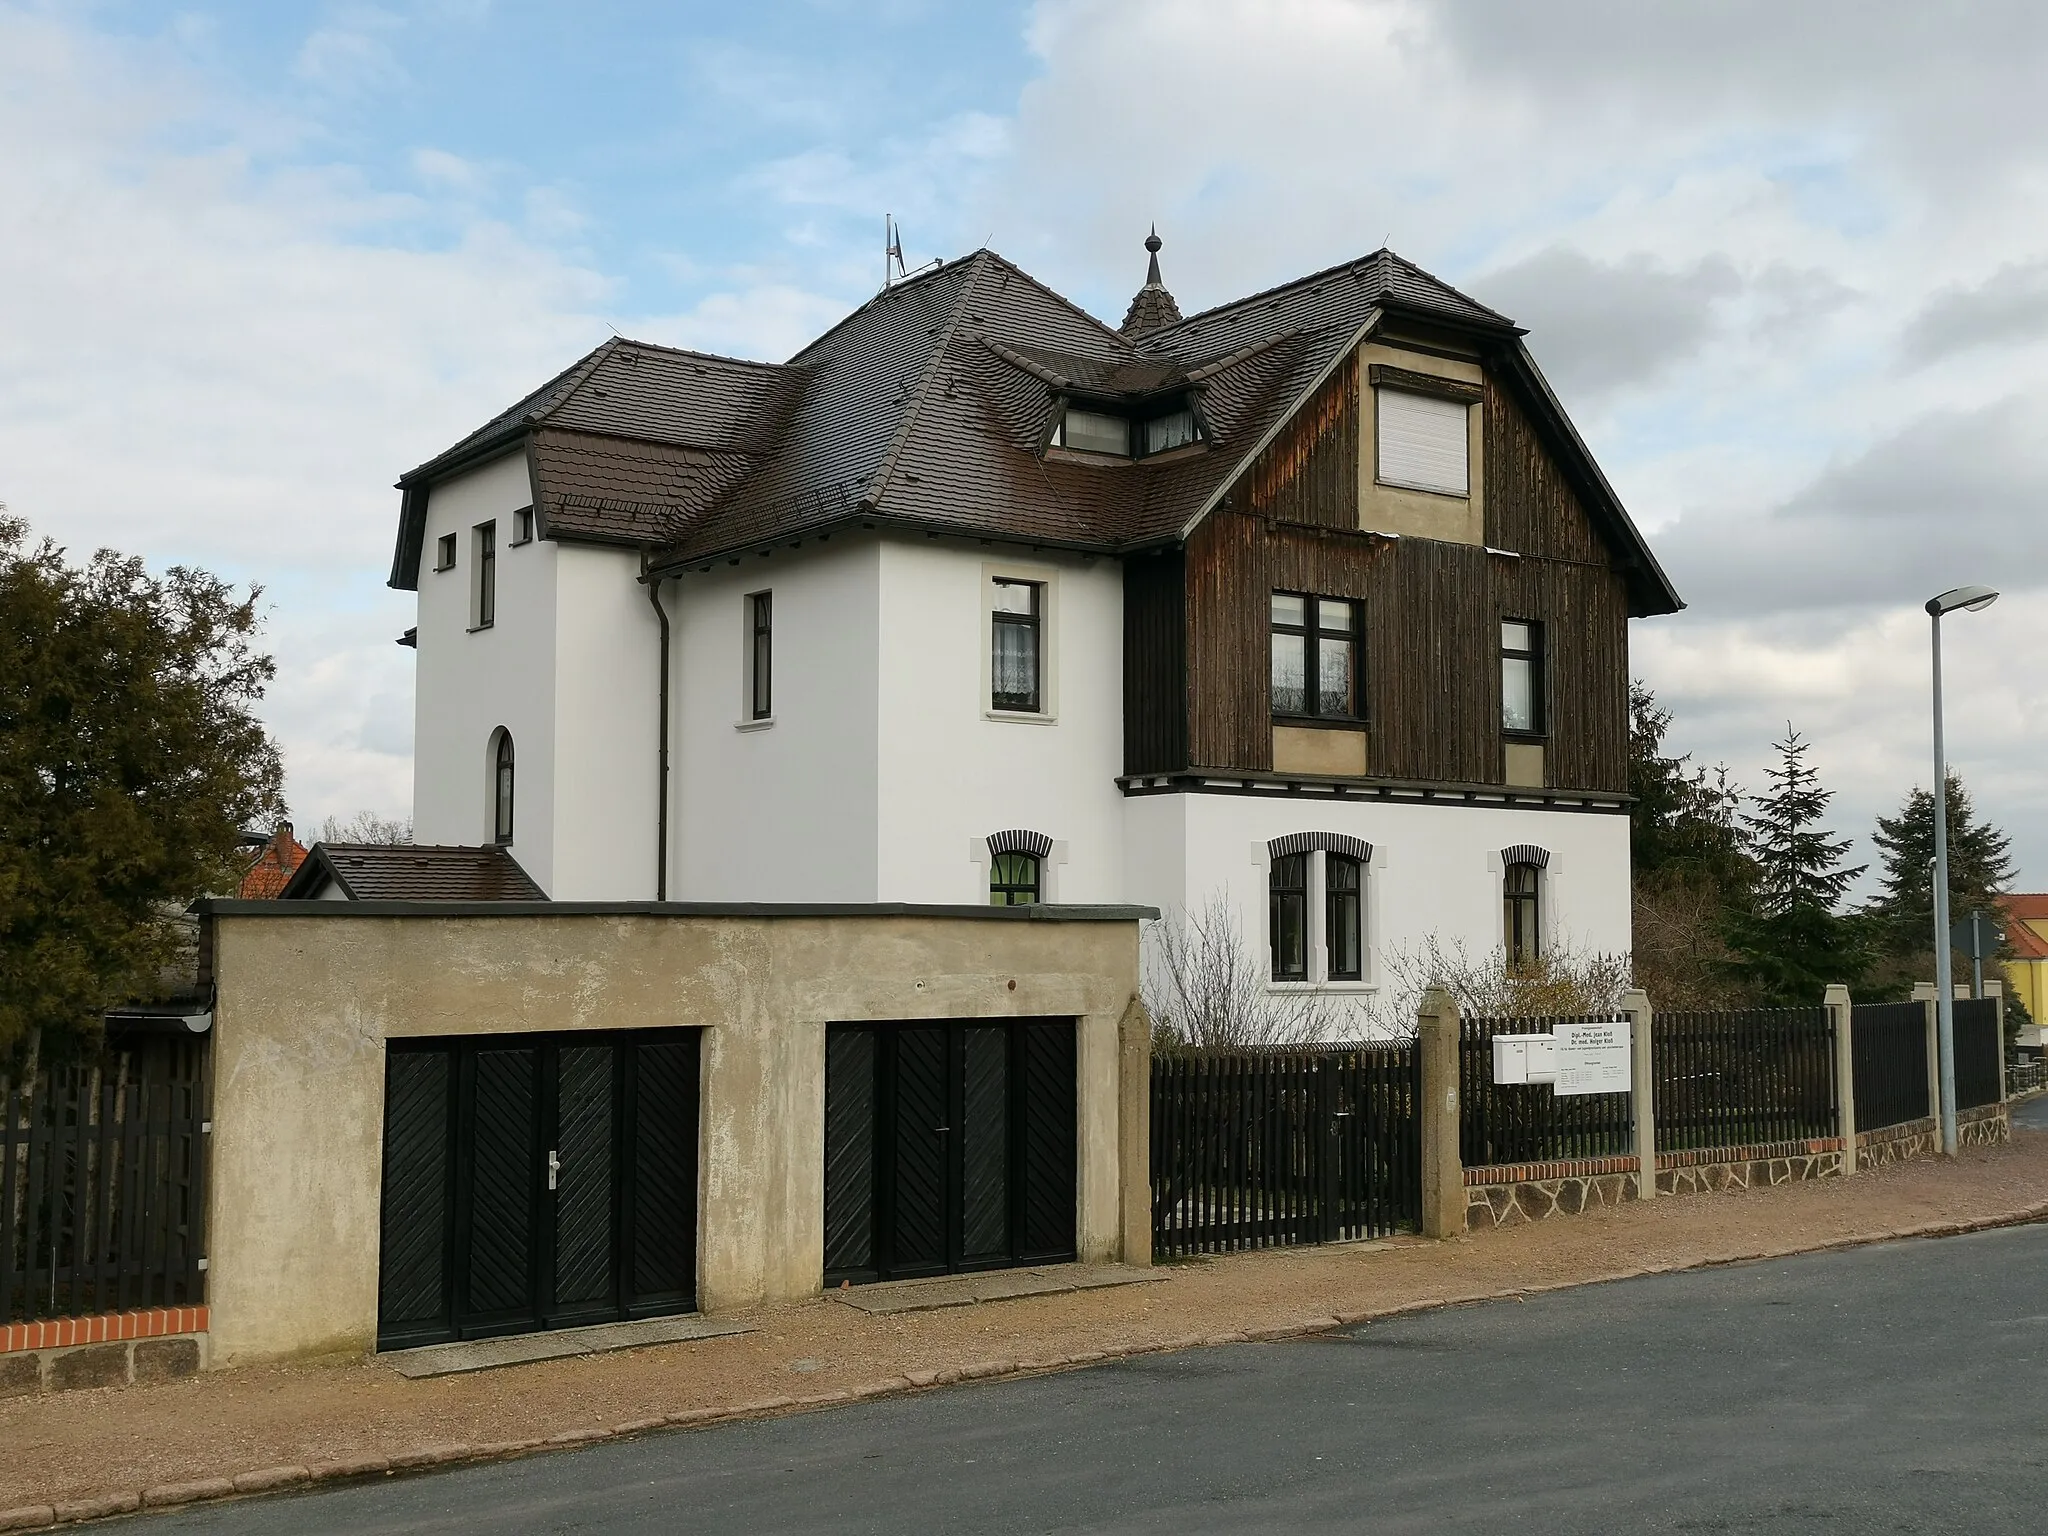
[547,1150,561,1191]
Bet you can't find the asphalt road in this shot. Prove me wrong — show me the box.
[134,1224,2048,1535]
[2011,1091,2048,1131]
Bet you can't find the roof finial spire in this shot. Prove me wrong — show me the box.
[1122,225,1182,338]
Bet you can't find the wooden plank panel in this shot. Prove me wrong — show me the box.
[1122,547,1188,775]
[1482,376,1605,563]
[1247,350,1359,531]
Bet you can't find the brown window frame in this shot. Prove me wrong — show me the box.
[1270,592,1362,723]
[1501,618,1545,738]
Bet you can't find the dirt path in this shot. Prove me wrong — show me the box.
[5,1130,2046,1519]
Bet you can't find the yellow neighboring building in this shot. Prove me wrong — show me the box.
[2002,895,2048,1023]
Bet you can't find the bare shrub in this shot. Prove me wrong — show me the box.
[320,811,413,845]
[1142,897,1336,1050]
[1367,936,1633,1030]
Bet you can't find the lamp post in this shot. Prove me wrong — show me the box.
[1927,583,1998,1155]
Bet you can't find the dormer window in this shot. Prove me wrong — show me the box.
[1143,406,1197,455]
[1055,408,1129,456]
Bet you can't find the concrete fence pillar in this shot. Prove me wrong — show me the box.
[1912,981,1940,1130]
[1417,986,1464,1239]
[1621,988,1655,1200]
[1117,995,1154,1268]
[1987,978,2007,1103]
[1826,984,1856,1175]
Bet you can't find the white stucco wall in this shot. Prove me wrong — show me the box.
[874,539,1126,904]
[1126,792,1632,1035]
[551,543,662,900]
[668,537,882,901]
[410,451,560,891]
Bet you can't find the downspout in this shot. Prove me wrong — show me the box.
[643,555,671,901]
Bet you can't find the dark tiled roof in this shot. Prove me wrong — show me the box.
[278,843,546,901]
[389,240,1681,615]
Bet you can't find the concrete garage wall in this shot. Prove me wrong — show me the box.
[202,903,1147,1369]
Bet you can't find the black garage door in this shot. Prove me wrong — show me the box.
[824,1018,1076,1284]
[377,1030,700,1350]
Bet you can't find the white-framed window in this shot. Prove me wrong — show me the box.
[1376,388,1469,497]
[744,590,772,722]
[982,562,1058,721]
[470,521,496,630]
[1266,834,1374,986]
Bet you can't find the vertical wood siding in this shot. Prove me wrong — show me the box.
[1122,548,1188,776]
[1168,351,1630,793]
[1246,351,1359,531]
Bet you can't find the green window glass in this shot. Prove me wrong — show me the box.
[990,851,1040,905]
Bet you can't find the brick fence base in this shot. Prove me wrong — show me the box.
[0,1309,208,1398]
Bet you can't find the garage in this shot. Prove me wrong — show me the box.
[823,1018,1077,1284]
[376,1029,701,1349]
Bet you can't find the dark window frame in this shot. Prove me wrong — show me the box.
[749,591,773,720]
[472,522,496,630]
[1501,617,1545,738]
[1053,405,1131,458]
[435,532,457,571]
[511,506,535,546]
[1270,591,1362,722]
[1504,861,1541,967]
[989,850,1041,906]
[1325,853,1363,981]
[1269,852,1309,982]
[492,730,515,845]
[990,578,1044,714]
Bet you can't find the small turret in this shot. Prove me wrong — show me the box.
[1119,226,1183,338]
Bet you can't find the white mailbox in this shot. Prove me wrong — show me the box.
[1491,1033,1558,1086]
[1492,1021,1630,1095]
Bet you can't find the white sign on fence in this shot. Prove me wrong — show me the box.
[1554,1019,1631,1096]
[1491,1020,1632,1096]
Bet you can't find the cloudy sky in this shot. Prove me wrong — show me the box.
[4,0,2044,889]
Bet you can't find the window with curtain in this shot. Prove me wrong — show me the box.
[1270,592,1358,719]
[991,578,1043,713]
[1142,407,1198,456]
[1504,861,1541,967]
[1501,619,1544,734]
[1326,853,1363,981]
[492,730,515,845]
[1270,853,1309,981]
[989,851,1040,905]
[749,591,773,720]
[1055,408,1129,456]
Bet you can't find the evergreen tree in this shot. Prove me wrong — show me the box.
[1627,682,1750,888]
[1865,771,2015,989]
[0,517,284,1062]
[1723,728,1867,1003]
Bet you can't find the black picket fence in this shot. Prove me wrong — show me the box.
[1459,1015,1634,1168]
[1850,1001,1929,1131]
[1150,1043,1419,1259]
[1954,998,2003,1111]
[1,1035,210,1324]
[1652,1007,1836,1151]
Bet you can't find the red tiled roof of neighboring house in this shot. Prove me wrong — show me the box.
[2003,897,2048,959]
[236,822,308,899]
[2002,893,2048,919]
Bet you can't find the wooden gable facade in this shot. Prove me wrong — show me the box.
[1123,332,1632,795]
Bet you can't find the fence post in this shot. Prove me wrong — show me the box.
[1826,984,1856,1176]
[1986,978,2007,1103]
[1621,988,1655,1201]
[1118,996,1153,1268]
[1912,981,1940,1141]
[1418,986,1463,1239]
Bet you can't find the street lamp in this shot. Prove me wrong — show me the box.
[1927,583,1998,1156]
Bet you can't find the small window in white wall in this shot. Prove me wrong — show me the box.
[990,578,1043,713]
[746,591,772,720]
[1376,388,1469,497]
[472,522,496,630]
[435,533,457,571]
[511,506,535,545]
[491,729,515,844]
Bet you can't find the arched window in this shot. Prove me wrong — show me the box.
[990,851,1040,905]
[1504,861,1541,967]
[491,729,515,845]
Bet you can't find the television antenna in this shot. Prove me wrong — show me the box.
[881,215,940,290]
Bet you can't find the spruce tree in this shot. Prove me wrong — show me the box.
[1865,771,2015,989]
[1723,728,1867,1003]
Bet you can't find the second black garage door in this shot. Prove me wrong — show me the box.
[824,1018,1076,1284]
